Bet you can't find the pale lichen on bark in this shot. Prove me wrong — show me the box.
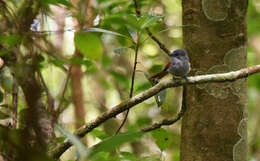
[195,46,247,99]
[202,0,231,21]
[233,118,248,161]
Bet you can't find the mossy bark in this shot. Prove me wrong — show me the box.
[181,0,248,161]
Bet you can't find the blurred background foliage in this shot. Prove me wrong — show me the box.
[0,0,259,160]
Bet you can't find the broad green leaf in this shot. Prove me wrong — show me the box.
[55,124,88,159]
[87,131,143,159]
[70,57,93,68]
[74,32,103,60]
[80,28,129,39]
[0,34,21,47]
[0,110,9,119]
[101,14,139,30]
[49,57,66,69]
[139,14,163,29]
[134,82,152,93]
[151,128,172,151]
[40,0,73,7]
[149,64,164,74]
[137,117,152,127]
[90,129,109,140]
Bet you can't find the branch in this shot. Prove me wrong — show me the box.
[141,85,187,133]
[146,29,171,55]
[48,65,260,158]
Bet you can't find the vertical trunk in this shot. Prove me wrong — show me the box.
[71,0,95,144]
[181,1,248,161]
[71,55,85,129]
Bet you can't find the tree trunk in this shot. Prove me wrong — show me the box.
[181,1,248,161]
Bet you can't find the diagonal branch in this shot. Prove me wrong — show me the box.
[48,64,260,158]
[141,85,187,133]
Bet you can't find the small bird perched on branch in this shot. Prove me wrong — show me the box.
[150,49,190,81]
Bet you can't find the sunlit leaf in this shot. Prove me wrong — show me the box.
[40,0,73,7]
[90,129,109,140]
[87,131,143,159]
[80,28,129,39]
[139,14,163,29]
[151,128,172,151]
[74,32,103,60]
[101,13,139,30]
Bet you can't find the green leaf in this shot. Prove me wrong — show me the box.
[120,151,137,160]
[90,129,109,140]
[74,32,103,60]
[138,14,163,29]
[80,28,129,39]
[101,14,139,30]
[70,57,93,68]
[55,124,88,159]
[151,128,172,151]
[87,131,143,159]
[149,64,164,74]
[0,34,21,47]
[134,82,152,93]
[40,0,73,7]
[102,56,112,67]
[0,110,9,119]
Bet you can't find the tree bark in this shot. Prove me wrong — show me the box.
[181,0,248,161]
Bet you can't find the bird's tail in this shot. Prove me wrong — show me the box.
[150,62,171,81]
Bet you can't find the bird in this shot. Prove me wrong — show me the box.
[150,49,190,81]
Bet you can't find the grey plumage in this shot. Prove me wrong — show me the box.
[167,49,190,77]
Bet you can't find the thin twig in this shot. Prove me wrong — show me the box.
[11,78,18,129]
[48,64,260,158]
[115,44,139,135]
[38,71,55,114]
[56,66,72,118]
[146,29,171,55]
[115,0,142,135]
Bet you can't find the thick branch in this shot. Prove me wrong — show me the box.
[48,65,260,158]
